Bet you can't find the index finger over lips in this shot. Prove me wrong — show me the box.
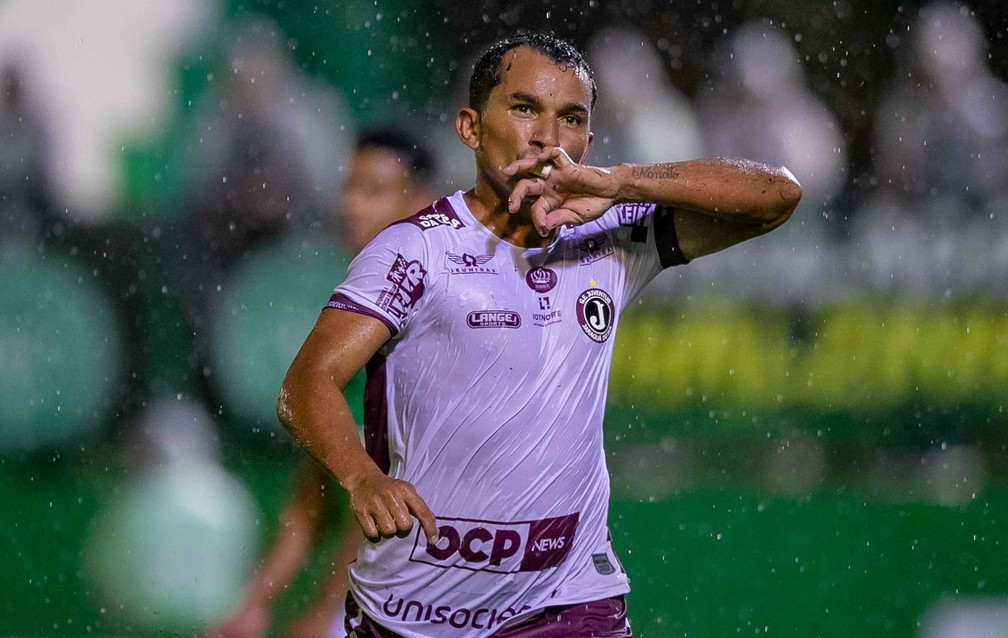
[539,145,574,167]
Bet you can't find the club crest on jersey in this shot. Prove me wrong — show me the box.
[446,252,497,275]
[576,288,614,342]
[525,266,557,293]
[409,513,579,574]
[376,254,426,319]
[578,233,614,265]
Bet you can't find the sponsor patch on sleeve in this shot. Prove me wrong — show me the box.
[375,254,426,319]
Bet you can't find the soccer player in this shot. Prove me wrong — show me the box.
[209,128,437,638]
[278,32,801,637]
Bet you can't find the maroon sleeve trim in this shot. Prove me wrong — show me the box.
[325,292,399,337]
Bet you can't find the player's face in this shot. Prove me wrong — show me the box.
[341,147,419,253]
[472,47,593,194]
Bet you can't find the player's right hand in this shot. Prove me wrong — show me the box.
[503,146,618,236]
[346,472,439,544]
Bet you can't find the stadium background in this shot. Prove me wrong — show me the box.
[2,0,1007,635]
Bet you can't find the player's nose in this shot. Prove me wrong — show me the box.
[529,117,559,149]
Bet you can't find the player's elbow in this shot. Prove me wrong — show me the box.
[276,369,306,442]
[276,380,297,437]
[764,165,802,230]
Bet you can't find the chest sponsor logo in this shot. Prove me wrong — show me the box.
[525,266,558,293]
[532,295,562,327]
[578,233,614,265]
[576,288,614,342]
[412,211,463,230]
[376,254,426,319]
[467,310,521,329]
[409,513,579,574]
[446,252,497,275]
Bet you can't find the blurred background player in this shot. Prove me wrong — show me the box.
[179,15,353,365]
[853,0,1008,299]
[0,59,53,244]
[208,126,437,638]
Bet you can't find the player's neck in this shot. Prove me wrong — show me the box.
[464,183,555,249]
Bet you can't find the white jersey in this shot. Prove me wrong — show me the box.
[327,190,687,637]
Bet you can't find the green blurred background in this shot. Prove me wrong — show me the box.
[2,0,1007,636]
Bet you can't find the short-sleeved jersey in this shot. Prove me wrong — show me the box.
[327,191,687,638]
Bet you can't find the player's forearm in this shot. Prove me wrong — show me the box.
[611,158,802,227]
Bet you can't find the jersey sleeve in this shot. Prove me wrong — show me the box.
[602,202,690,303]
[326,222,429,337]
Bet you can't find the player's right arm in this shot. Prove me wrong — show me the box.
[277,308,439,545]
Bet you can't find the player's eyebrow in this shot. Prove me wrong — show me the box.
[508,91,542,106]
[559,102,589,117]
[508,91,589,116]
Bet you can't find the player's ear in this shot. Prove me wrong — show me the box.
[456,107,481,150]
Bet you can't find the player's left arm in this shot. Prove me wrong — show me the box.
[612,158,801,259]
[504,148,801,258]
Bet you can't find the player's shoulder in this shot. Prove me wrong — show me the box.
[362,197,467,256]
[391,197,467,234]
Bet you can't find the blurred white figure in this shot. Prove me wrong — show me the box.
[916,445,988,507]
[674,21,849,306]
[699,21,847,220]
[181,15,354,336]
[0,60,52,243]
[0,0,213,219]
[919,597,1008,638]
[855,2,1008,299]
[587,26,704,167]
[127,396,222,466]
[188,14,354,253]
[760,434,826,497]
[851,194,1008,298]
[873,2,1008,212]
[586,27,705,306]
[84,398,259,634]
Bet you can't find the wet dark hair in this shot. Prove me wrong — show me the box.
[468,32,597,113]
[355,127,436,183]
